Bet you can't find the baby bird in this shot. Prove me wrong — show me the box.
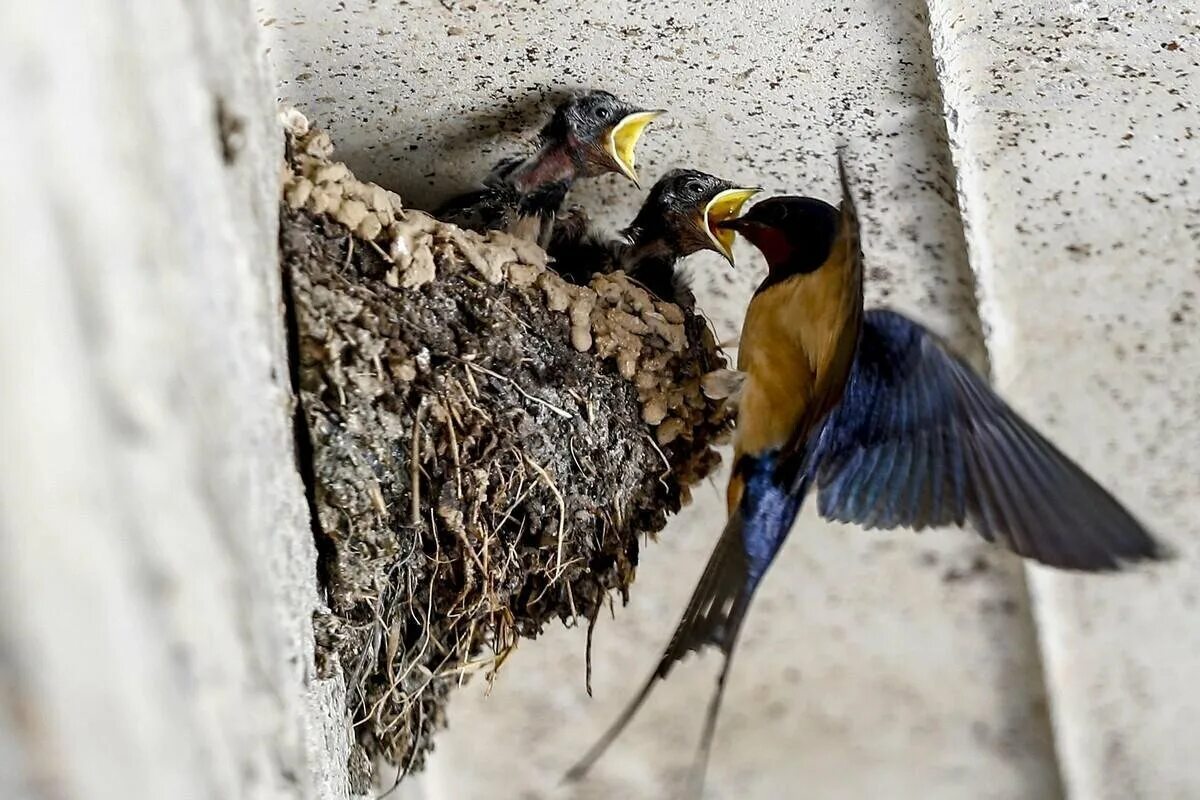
[548,169,759,307]
[436,90,661,247]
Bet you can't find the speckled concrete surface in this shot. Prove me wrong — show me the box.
[928,2,1200,797]
[264,0,1194,797]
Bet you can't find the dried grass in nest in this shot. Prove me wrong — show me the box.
[278,109,733,791]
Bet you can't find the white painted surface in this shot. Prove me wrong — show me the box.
[928,2,1200,797]
[0,1,351,798]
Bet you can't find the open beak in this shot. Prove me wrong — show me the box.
[605,110,663,186]
[702,188,761,265]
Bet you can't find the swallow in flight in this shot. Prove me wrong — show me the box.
[565,153,1168,795]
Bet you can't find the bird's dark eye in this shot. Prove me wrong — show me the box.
[683,178,702,194]
[594,104,612,121]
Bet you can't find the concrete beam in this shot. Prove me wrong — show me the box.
[927,1,1200,797]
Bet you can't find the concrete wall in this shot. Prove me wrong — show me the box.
[0,1,352,798]
[1,0,1194,799]
[268,1,1198,799]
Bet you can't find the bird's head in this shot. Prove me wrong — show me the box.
[542,90,663,185]
[716,195,842,277]
[719,152,858,281]
[623,169,760,264]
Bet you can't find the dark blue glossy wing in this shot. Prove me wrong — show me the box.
[811,308,1166,570]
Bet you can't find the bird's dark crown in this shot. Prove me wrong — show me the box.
[541,90,636,146]
[622,169,734,252]
[726,195,840,283]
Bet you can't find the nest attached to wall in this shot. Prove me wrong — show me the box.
[278,109,733,790]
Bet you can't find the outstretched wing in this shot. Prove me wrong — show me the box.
[812,308,1167,570]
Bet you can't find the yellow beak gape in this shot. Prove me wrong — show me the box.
[703,188,761,265]
[606,110,663,186]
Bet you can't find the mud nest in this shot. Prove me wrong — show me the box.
[278,109,733,788]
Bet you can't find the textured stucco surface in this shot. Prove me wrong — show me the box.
[267,2,1077,798]
[4,0,1178,797]
[0,1,352,798]
[928,2,1200,797]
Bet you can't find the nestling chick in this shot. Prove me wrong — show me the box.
[548,169,759,307]
[435,90,661,247]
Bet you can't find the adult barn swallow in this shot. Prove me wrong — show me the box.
[436,90,661,247]
[548,169,759,305]
[566,155,1167,793]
